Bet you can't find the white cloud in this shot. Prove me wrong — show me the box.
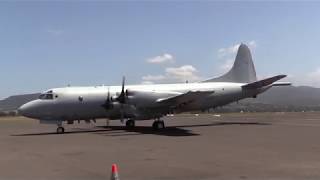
[219,58,234,72]
[142,75,166,81]
[218,40,257,58]
[217,41,257,74]
[299,68,320,87]
[271,68,320,88]
[141,81,155,85]
[146,53,174,64]
[47,29,64,36]
[218,44,240,58]
[141,65,202,84]
[307,68,320,78]
[165,65,200,82]
[248,40,257,49]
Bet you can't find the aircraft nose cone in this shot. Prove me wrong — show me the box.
[18,104,29,116]
[18,102,35,118]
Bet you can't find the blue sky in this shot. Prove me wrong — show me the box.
[1,1,320,99]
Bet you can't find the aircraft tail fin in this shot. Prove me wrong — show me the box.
[203,43,257,83]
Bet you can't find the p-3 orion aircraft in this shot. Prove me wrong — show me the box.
[18,44,290,133]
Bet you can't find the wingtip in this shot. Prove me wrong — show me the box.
[278,74,287,79]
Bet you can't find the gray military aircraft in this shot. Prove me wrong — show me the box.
[18,44,290,133]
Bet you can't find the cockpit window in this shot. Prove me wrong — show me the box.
[39,91,54,100]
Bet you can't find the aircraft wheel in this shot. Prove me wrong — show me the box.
[57,127,65,134]
[152,121,165,130]
[126,120,135,128]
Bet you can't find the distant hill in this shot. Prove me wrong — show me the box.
[248,86,320,106]
[0,93,40,111]
[215,86,320,112]
[1,86,320,113]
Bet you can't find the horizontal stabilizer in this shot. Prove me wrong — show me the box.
[272,82,292,86]
[242,75,287,89]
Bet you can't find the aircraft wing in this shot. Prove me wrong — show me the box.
[156,91,214,108]
[242,75,288,89]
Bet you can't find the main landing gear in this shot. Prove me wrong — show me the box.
[57,126,65,134]
[152,119,165,130]
[56,121,65,134]
[125,119,135,128]
[125,119,166,130]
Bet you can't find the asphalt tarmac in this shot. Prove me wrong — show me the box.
[1,112,320,180]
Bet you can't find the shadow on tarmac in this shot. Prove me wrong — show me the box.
[176,121,271,128]
[11,121,270,137]
[95,126,200,137]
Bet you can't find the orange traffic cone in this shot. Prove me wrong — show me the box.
[110,164,120,180]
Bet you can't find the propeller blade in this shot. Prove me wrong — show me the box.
[106,87,110,103]
[121,76,125,94]
[102,86,113,110]
[118,76,127,123]
[117,76,126,104]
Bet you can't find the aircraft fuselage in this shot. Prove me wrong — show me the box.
[19,82,265,122]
